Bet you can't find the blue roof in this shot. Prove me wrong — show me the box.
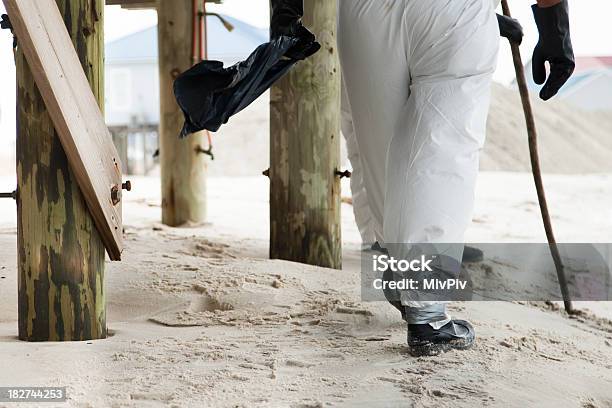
[106,15,269,64]
[558,72,592,92]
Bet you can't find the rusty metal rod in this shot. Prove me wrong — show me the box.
[501,0,573,314]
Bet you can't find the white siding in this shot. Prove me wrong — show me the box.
[105,62,159,126]
[562,74,612,112]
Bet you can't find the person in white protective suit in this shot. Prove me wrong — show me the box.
[338,0,575,356]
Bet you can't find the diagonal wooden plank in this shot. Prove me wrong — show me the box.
[4,0,123,260]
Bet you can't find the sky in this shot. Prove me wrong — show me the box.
[1,0,612,146]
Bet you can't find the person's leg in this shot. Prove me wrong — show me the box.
[384,0,499,249]
[338,0,415,319]
[344,78,485,260]
[338,0,498,355]
[337,0,410,244]
[383,0,499,355]
[337,0,458,324]
[341,80,376,247]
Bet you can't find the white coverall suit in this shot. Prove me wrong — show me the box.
[338,0,499,324]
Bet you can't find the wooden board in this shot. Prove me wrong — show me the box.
[4,0,123,260]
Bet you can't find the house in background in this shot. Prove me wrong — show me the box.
[523,56,612,112]
[104,15,268,174]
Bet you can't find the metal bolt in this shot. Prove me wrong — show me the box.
[0,14,12,30]
[0,190,16,200]
[170,68,181,80]
[111,181,131,206]
[335,170,352,179]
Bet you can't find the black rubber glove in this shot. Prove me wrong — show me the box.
[270,0,320,60]
[497,14,523,45]
[532,0,575,101]
[270,0,303,38]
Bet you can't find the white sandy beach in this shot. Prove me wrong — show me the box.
[0,0,611,403]
[0,172,611,407]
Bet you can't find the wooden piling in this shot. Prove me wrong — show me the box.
[158,0,208,227]
[269,0,342,269]
[16,0,106,341]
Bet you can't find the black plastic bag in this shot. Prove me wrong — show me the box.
[174,0,320,136]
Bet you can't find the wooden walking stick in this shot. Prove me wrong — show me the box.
[501,0,574,314]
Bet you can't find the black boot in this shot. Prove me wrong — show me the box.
[462,246,483,263]
[370,242,387,253]
[407,320,475,357]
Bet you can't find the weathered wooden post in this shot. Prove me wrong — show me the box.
[16,0,106,341]
[269,0,341,269]
[158,0,208,226]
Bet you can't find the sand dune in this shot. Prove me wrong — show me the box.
[484,83,612,174]
[1,83,612,179]
[178,84,612,177]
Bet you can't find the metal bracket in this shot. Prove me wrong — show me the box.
[0,14,12,30]
[195,144,214,161]
[1,14,17,50]
[335,170,352,179]
[206,12,234,32]
[111,181,131,206]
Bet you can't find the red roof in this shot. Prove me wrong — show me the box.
[575,56,612,73]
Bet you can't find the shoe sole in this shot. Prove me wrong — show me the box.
[408,338,475,357]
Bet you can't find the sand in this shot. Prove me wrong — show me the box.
[0,173,611,407]
[483,84,612,174]
[0,79,611,407]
